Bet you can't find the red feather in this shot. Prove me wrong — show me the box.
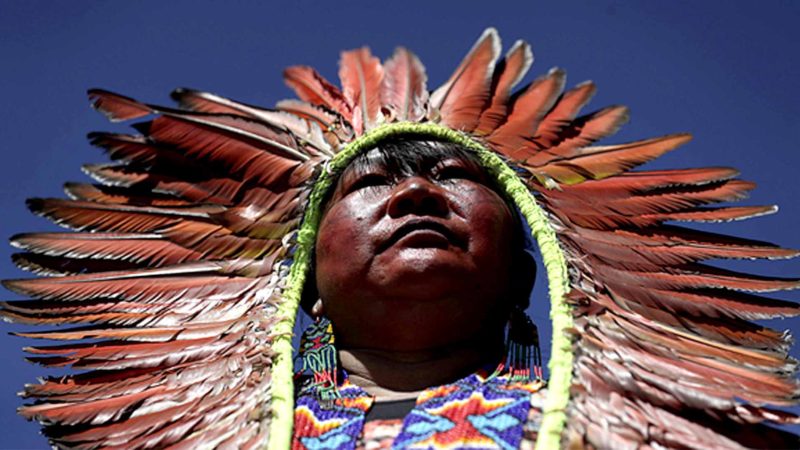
[430,28,500,131]
[64,182,191,206]
[82,164,241,205]
[170,90,332,156]
[532,81,597,148]
[275,99,353,143]
[642,205,777,223]
[524,105,630,165]
[475,40,533,135]
[146,116,307,188]
[170,88,250,115]
[548,167,739,196]
[381,47,428,122]
[88,89,154,122]
[488,68,566,158]
[530,134,692,185]
[3,269,254,302]
[283,65,351,119]
[339,47,384,134]
[12,232,202,267]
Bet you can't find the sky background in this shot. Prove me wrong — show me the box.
[0,1,798,448]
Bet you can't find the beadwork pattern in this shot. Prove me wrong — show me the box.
[292,374,545,450]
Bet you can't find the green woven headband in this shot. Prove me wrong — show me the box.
[267,122,573,450]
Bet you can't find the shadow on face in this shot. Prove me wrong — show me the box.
[304,139,536,353]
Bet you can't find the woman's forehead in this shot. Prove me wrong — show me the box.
[341,139,484,177]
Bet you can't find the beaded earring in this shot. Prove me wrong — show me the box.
[298,316,340,406]
[505,307,543,381]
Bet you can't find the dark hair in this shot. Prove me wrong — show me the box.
[345,139,485,181]
[302,138,536,313]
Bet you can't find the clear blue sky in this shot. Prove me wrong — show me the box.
[0,1,798,447]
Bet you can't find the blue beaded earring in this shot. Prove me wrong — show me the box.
[298,316,340,405]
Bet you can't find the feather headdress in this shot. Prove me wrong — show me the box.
[4,28,798,449]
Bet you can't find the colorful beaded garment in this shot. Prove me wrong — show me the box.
[292,374,546,450]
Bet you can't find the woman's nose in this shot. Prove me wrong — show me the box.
[386,177,449,218]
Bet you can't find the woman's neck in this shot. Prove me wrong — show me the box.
[338,333,504,401]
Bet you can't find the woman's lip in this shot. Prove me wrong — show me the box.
[379,220,462,252]
[393,229,451,249]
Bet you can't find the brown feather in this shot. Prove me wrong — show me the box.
[171,88,260,116]
[275,99,353,144]
[564,225,799,267]
[430,28,500,131]
[11,253,140,275]
[524,105,630,165]
[530,133,692,185]
[20,385,171,424]
[89,132,209,175]
[12,232,202,266]
[645,205,777,223]
[381,47,428,122]
[64,182,191,206]
[283,65,351,120]
[170,90,333,156]
[26,197,217,233]
[146,116,308,188]
[487,68,566,158]
[550,167,740,196]
[474,40,533,135]
[339,47,384,134]
[156,113,309,161]
[3,270,254,302]
[596,263,800,293]
[532,81,597,148]
[546,179,759,223]
[81,163,242,206]
[15,321,237,342]
[88,89,154,122]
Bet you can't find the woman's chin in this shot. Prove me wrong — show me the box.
[371,248,476,287]
[341,323,483,354]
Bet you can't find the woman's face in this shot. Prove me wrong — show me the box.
[315,145,517,352]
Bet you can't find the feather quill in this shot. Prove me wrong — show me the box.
[339,47,384,134]
[430,28,501,131]
[283,65,351,119]
[381,47,428,122]
[488,67,566,158]
[88,89,154,122]
[475,40,533,134]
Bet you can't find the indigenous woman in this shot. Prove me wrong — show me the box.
[4,29,798,449]
[293,140,543,448]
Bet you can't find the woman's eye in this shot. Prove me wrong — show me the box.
[347,174,390,192]
[434,165,478,182]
